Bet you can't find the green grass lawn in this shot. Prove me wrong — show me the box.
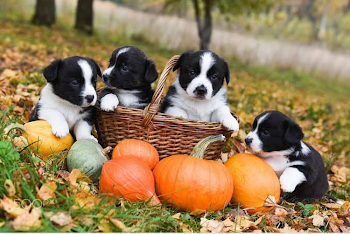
[0,14,349,232]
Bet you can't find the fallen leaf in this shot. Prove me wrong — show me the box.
[339,225,350,233]
[200,217,224,233]
[0,221,5,228]
[180,223,192,233]
[1,69,17,78]
[98,219,112,232]
[69,169,81,187]
[76,217,94,226]
[4,179,16,197]
[190,209,205,216]
[50,212,73,227]
[264,195,277,207]
[274,207,288,217]
[322,203,342,209]
[36,181,57,203]
[172,213,181,220]
[272,223,298,233]
[329,221,341,233]
[310,214,325,227]
[0,195,26,217]
[12,207,41,231]
[236,215,258,230]
[56,170,70,181]
[74,191,101,209]
[110,218,127,231]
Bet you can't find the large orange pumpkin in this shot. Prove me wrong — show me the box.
[112,139,159,169]
[225,153,280,213]
[99,156,160,205]
[4,120,74,156]
[153,135,233,212]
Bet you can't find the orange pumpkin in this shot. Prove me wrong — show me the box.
[99,156,160,205]
[112,139,159,169]
[153,135,233,212]
[225,153,280,213]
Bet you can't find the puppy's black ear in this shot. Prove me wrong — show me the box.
[223,61,230,84]
[88,58,102,78]
[284,120,304,147]
[173,50,193,71]
[145,59,158,83]
[43,59,61,82]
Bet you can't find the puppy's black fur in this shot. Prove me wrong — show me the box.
[100,46,158,110]
[245,111,329,200]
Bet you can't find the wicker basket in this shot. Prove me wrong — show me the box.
[95,55,239,160]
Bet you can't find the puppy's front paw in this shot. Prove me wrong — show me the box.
[52,124,69,138]
[221,116,239,132]
[77,134,98,142]
[280,177,297,193]
[101,94,119,111]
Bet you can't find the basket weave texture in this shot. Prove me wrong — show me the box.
[96,55,237,160]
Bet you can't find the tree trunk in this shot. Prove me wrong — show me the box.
[32,0,56,27]
[317,0,331,41]
[75,0,94,35]
[192,0,213,50]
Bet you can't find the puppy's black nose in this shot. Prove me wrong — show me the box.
[85,95,94,103]
[245,138,252,145]
[194,85,207,96]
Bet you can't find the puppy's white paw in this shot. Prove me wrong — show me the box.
[101,94,119,111]
[77,134,98,142]
[280,177,297,193]
[221,116,239,132]
[52,124,70,138]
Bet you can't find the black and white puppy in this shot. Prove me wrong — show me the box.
[160,50,239,132]
[100,46,158,111]
[245,110,329,200]
[29,56,101,141]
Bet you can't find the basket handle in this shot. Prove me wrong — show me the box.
[142,55,180,128]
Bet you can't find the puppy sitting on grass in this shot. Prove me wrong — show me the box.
[245,110,329,201]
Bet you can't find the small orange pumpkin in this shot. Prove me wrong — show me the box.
[99,156,160,205]
[153,135,233,212]
[225,153,280,213]
[112,139,159,169]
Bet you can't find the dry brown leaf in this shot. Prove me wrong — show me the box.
[98,219,112,232]
[236,215,258,230]
[76,217,94,226]
[329,221,341,233]
[56,170,70,181]
[339,225,350,233]
[272,223,298,233]
[274,207,288,217]
[200,218,224,233]
[1,69,17,78]
[74,191,100,209]
[69,169,81,187]
[110,218,127,231]
[50,212,73,227]
[12,207,41,231]
[36,181,57,202]
[322,203,342,209]
[190,209,205,216]
[172,213,181,220]
[310,214,325,227]
[180,223,192,233]
[264,195,277,207]
[0,195,26,217]
[330,165,350,183]
[0,221,5,228]
[4,179,16,197]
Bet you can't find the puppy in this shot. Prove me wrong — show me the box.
[29,56,101,141]
[100,46,158,111]
[160,50,239,132]
[245,110,329,200]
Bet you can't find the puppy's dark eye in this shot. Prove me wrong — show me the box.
[121,65,128,72]
[211,73,218,80]
[189,69,195,76]
[71,80,79,86]
[261,129,269,136]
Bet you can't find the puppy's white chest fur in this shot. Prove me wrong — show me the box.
[170,80,226,121]
[39,84,87,129]
[264,155,289,177]
[116,89,142,108]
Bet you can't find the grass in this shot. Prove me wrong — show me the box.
[0,11,349,232]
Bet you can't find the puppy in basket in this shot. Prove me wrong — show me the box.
[160,50,239,132]
[100,46,159,111]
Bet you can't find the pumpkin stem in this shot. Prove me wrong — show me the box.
[190,135,225,159]
[4,123,26,135]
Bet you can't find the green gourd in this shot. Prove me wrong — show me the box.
[67,139,109,182]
